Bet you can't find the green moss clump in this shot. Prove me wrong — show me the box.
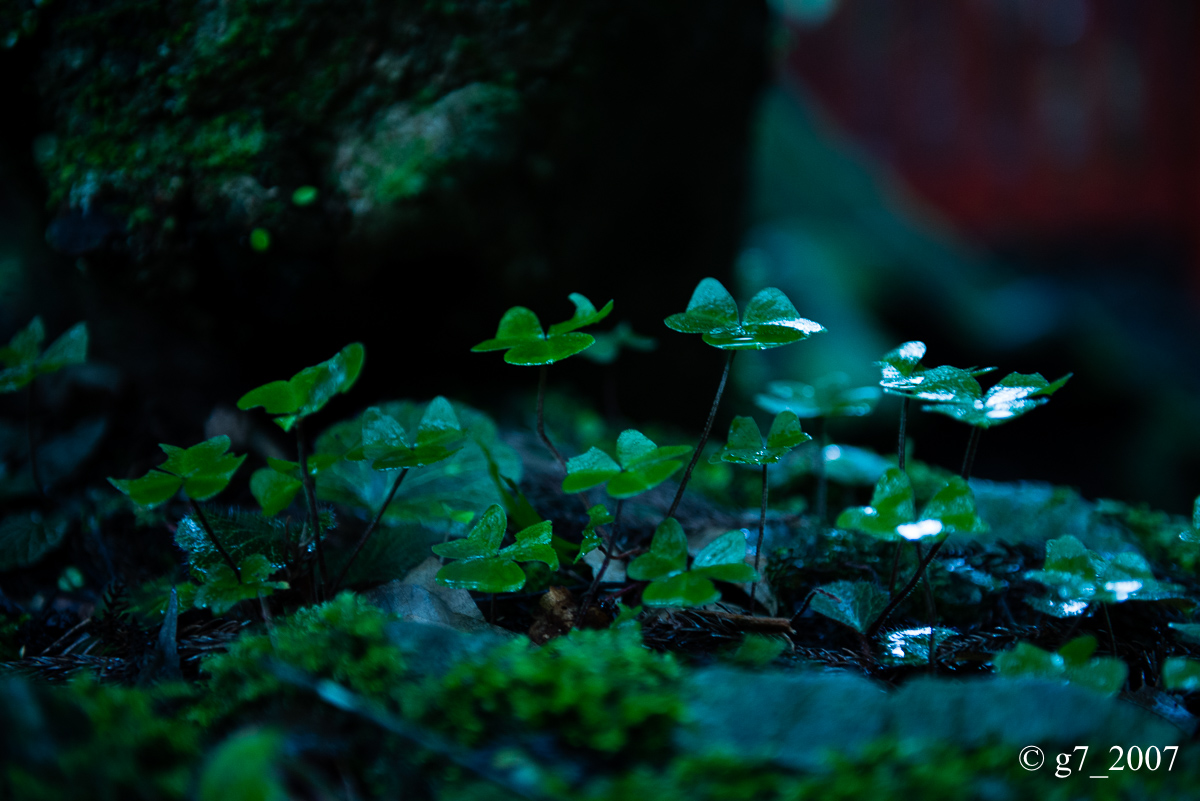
[192,592,411,728]
[436,627,684,755]
[5,680,200,801]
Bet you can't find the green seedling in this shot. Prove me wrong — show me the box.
[193,553,289,615]
[109,436,246,581]
[837,467,986,643]
[332,398,466,590]
[994,636,1127,696]
[472,293,612,470]
[756,372,879,523]
[1,316,88,495]
[919,369,1071,481]
[627,518,758,608]
[663,277,824,519]
[563,429,690,612]
[432,504,558,596]
[238,342,365,592]
[807,580,889,635]
[709,411,810,614]
[575,504,613,564]
[875,342,996,471]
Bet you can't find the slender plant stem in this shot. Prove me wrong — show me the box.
[188,499,241,582]
[748,464,768,616]
[960,426,982,481]
[666,351,735,520]
[536,365,566,471]
[27,384,45,497]
[815,416,828,524]
[866,536,947,639]
[331,467,410,593]
[1102,602,1119,658]
[914,541,939,672]
[579,500,623,619]
[897,396,909,471]
[295,419,327,595]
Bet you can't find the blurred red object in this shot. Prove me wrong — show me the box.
[784,0,1198,281]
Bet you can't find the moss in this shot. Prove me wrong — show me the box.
[191,591,412,728]
[435,626,684,755]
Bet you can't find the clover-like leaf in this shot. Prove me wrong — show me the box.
[809,580,889,634]
[994,637,1127,695]
[110,436,245,506]
[250,468,302,517]
[641,571,721,608]
[836,468,916,537]
[237,343,364,431]
[923,371,1072,429]
[627,518,688,581]
[920,477,987,534]
[1163,657,1200,692]
[876,341,927,391]
[756,373,880,419]
[109,471,185,508]
[580,321,657,364]
[575,504,613,564]
[691,530,758,583]
[473,295,610,366]
[432,504,507,561]
[563,430,689,499]
[346,398,465,470]
[193,553,288,614]
[547,293,614,335]
[1025,535,1186,613]
[664,278,824,351]
[710,412,811,467]
[499,520,559,571]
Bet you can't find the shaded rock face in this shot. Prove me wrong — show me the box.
[13,0,770,427]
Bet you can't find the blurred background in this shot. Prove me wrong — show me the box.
[1,0,1198,512]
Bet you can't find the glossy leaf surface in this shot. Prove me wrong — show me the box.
[431,504,506,560]
[710,412,810,466]
[498,520,559,571]
[473,295,608,365]
[347,398,465,470]
[1025,535,1186,610]
[664,278,823,351]
[575,504,612,563]
[756,373,879,419]
[809,580,889,634]
[237,343,365,430]
[836,468,916,537]
[193,554,288,614]
[641,571,721,608]
[876,341,926,389]
[109,471,184,508]
[923,371,1072,429]
[562,447,621,493]
[547,293,614,335]
[435,557,527,593]
[563,430,688,498]
[878,626,956,666]
[627,518,688,581]
[921,477,987,534]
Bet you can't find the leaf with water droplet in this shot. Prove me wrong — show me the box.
[473,295,608,365]
[710,413,810,466]
[665,278,823,351]
[923,371,1071,429]
[238,343,365,430]
[432,504,507,561]
[809,580,889,634]
[193,554,288,614]
[836,468,915,538]
[878,626,956,666]
[564,430,687,498]
[627,517,687,581]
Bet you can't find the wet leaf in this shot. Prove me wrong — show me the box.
[809,580,889,633]
[1025,535,1186,607]
[1163,657,1200,692]
[238,343,365,430]
[562,447,621,493]
[627,518,687,581]
[563,430,687,498]
[757,373,880,419]
[193,554,288,614]
[575,504,612,564]
[878,627,956,666]
[605,460,683,498]
[346,398,464,470]
[642,571,721,607]
[473,296,608,365]
[767,410,810,449]
[921,477,986,534]
[432,504,506,560]
[664,278,823,351]
[836,467,916,537]
[499,520,559,570]
[876,341,926,388]
[923,371,1071,429]
[0,510,71,571]
[710,412,810,466]
[435,557,527,593]
[994,639,1127,695]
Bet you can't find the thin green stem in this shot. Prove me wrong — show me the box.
[897,396,909,471]
[815,416,828,524]
[188,499,241,583]
[666,350,735,520]
[914,541,939,672]
[748,464,768,616]
[1102,602,1119,659]
[296,419,327,596]
[27,384,45,497]
[866,536,948,640]
[331,467,410,593]
[960,426,982,481]
[536,365,566,471]
[579,500,623,619]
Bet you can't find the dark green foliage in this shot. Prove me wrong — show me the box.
[994,636,1127,695]
[627,519,757,607]
[108,436,245,507]
[1163,657,1200,691]
[472,294,612,365]
[192,593,413,728]
[808,580,889,633]
[709,412,809,466]
[0,317,89,393]
[344,397,466,470]
[563,429,690,498]
[921,370,1072,428]
[664,278,824,350]
[756,373,880,419]
[250,453,341,517]
[432,504,557,593]
[198,729,288,801]
[436,627,684,754]
[0,509,72,571]
[836,467,986,542]
[193,554,289,614]
[237,343,364,432]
